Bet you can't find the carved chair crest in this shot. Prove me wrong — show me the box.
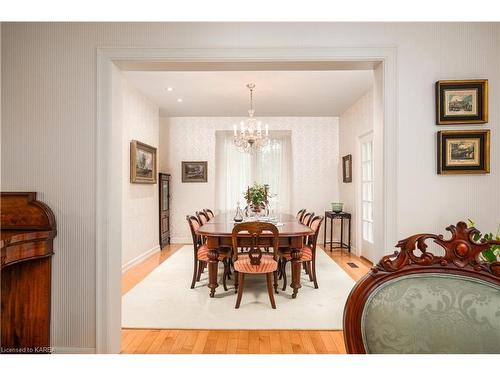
[374,221,500,277]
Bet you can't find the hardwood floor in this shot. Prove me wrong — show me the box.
[121,244,371,354]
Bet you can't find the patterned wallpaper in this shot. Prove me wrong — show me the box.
[159,117,340,243]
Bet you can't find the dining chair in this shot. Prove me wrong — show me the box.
[296,209,306,222]
[204,208,215,219]
[301,212,315,226]
[279,215,324,291]
[186,215,231,290]
[231,222,280,309]
[196,210,210,225]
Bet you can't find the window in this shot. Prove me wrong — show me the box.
[215,131,291,213]
[361,139,374,243]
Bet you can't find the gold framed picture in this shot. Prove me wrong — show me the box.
[130,140,157,183]
[437,130,490,174]
[182,161,208,183]
[436,79,488,125]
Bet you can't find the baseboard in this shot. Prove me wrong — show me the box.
[122,245,160,273]
[53,346,96,354]
[170,237,191,244]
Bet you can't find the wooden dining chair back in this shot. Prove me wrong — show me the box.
[231,222,280,309]
[196,210,209,225]
[343,222,500,354]
[301,212,314,226]
[204,208,215,219]
[187,215,204,288]
[296,209,306,221]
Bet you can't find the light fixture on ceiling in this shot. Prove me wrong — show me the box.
[177,98,183,103]
[166,87,173,92]
[232,83,270,153]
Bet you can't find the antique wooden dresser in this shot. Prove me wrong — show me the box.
[1,192,57,353]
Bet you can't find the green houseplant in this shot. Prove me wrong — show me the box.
[467,219,500,263]
[244,183,269,212]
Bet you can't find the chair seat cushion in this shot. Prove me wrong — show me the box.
[234,254,277,273]
[197,245,229,261]
[281,245,313,261]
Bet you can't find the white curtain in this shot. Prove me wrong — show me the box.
[215,130,291,214]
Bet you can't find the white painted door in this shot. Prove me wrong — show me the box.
[359,132,374,261]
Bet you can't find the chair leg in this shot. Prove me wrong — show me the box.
[234,270,239,293]
[191,257,199,289]
[312,259,319,289]
[303,262,309,274]
[266,273,277,309]
[235,273,245,309]
[307,262,314,282]
[278,258,283,280]
[222,260,228,291]
[273,270,279,294]
[282,260,288,291]
[196,260,203,281]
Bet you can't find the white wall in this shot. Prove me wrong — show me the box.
[120,77,160,269]
[2,22,499,352]
[159,117,340,243]
[339,90,374,256]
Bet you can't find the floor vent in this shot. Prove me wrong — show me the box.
[346,262,359,268]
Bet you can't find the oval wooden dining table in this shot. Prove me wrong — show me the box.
[197,213,314,298]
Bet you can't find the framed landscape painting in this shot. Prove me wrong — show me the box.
[436,79,488,124]
[130,140,157,183]
[182,161,208,183]
[437,130,490,174]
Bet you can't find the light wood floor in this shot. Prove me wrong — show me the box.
[121,244,371,354]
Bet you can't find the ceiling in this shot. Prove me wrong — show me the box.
[122,70,373,117]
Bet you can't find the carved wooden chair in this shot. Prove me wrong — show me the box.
[301,212,314,226]
[279,215,324,291]
[204,208,215,219]
[296,209,306,222]
[196,210,210,225]
[231,222,280,309]
[343,222,500,354]
[186,215,231,290]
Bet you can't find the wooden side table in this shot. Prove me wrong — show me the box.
[323,211,351,253]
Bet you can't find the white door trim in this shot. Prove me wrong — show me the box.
[96,47,398,353]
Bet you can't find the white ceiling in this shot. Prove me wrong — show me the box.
[122,70,373,117]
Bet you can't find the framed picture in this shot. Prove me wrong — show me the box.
[437,130,490,174]
[342,155,352,183]
[436,79,488,124]
[182,161,208,183]
[130,140,157,183]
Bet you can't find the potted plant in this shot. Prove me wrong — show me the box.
[244,183,269,213]
[467,219,500,262]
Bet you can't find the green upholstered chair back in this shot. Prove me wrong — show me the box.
[343,222,500,354]
[361,273,500,353]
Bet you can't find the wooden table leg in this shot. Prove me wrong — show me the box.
[207,248,219,298]
[290,248,302,299]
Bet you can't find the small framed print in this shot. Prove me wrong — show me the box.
[436,79,488,124]
[130,140,157,183]
[437,130,490,174]
[182,161,208,183]
[342,154,352,183]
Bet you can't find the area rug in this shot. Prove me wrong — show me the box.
[122,245,356,330]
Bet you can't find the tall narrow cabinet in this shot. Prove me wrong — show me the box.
[159,173,171,247]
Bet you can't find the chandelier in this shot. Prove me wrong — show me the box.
[233,83,270,153]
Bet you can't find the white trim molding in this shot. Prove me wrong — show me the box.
[96,47,398,353]
[121,245,160,273]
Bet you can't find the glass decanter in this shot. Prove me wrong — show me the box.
[233,202,244,222]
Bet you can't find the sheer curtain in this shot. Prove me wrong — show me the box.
[215,130,291,214]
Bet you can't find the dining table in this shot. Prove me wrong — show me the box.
[197,213,314,298]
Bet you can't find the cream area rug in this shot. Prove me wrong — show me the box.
[122,245,356,330]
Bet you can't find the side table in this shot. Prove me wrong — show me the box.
[323,211,351,253]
